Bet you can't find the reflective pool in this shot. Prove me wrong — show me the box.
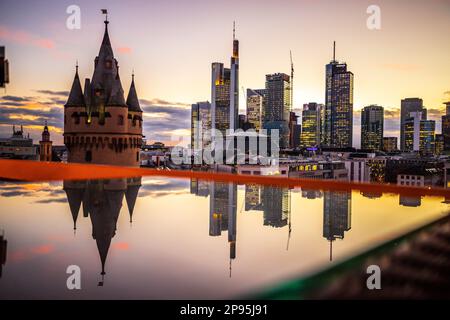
[0,177,448,299]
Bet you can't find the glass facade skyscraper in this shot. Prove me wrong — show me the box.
[361,105,384,151]
[301,102,322,148]
[400,98,426,151]
[263,73,291,149]
[323,44,353,148]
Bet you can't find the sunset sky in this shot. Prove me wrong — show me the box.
[0,0,449,146]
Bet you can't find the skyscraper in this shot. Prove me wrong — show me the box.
[323,42,354,148]
[382,137,398,152]
[361,105,384,151]
[246,89,265,131]
[301,102,322,148]
[400,98,426,151]
[404,111,435,154]
[211,23,239,136]
[442,101,450,152]
[289,112,301,149]
[263,73,291,149]
[191,101,211,152]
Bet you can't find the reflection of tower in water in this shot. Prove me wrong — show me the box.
[323,191,352,261]
[209,182,237,277]
[64,177,141,285]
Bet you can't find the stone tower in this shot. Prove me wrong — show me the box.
[63,16,143,166]
[39,122,52,161]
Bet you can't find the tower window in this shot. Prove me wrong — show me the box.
[85,150,92,162]
[118,115,124,125]
[136,151,139,162]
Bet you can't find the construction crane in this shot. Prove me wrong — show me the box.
[290,50,294,112]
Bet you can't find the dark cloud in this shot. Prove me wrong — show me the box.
[0,106,63,129]
[35,198,68,204]
[140,99,191,141]
[140,98,189,107]
[1,95,29,102]
[35,90,69,97]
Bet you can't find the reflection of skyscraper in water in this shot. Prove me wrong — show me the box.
[399,195,421,207]
[244,184,262,211]
[0,230,7,279]
[64,177,141,285]
[190,178,210,197]
[209,182,237,276]
[261,187,290,228]
[323,191,352,261]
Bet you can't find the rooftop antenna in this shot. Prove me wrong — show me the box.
[233,21,235,40]
[333,41,336,62]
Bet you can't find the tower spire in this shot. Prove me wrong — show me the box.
[233,21,235,40]
[333,41,336,62]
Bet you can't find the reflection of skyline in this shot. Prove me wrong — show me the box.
[209,182,237,277]
[63,178,141,285]
[323,191,352,261]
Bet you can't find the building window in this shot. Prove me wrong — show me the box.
[136,151,139,162]
[118,115,124,125]
[85,150,92,162]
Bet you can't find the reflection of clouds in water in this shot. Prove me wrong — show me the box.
[138,179,189,198]
[0,181,66,203]
[0,179,190,201]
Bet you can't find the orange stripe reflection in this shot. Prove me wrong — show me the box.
[0,159,449,198]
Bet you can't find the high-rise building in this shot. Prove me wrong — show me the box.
[382,137,398,152]
[442,101,450,152]
[264,73,291,149]
[211,23,239,136]
[361,105,384,151]
[63,16,143,166]
[420,120,435,155]
[404,111,435,155]
[435,134,444,155]
[289,112,301,149]
[191,101,211,152]
[246,89,265,131]
[400,98,426,151]
[301,103,322,148]
[323,42,354,148]
[39,122,52,161]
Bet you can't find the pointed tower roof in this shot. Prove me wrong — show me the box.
[90,18,127,108]
[65,64,85,107]
[64,187,84,230]
[126,73,142,112]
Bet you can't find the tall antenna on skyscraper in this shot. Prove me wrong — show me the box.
[333,41,336,61]
[233,21,235,40]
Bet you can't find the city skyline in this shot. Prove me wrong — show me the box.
[1,0,450,147]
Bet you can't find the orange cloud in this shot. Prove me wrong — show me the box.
[117,46,132,54]
[0,25,55,50]
[9,244,55,263]
[112,242,129,250]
